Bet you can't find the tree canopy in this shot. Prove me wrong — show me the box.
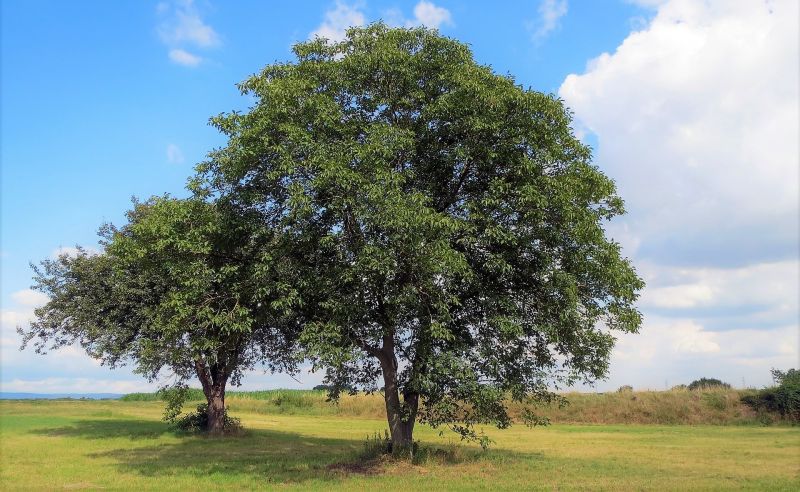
[22,196,302,433]
[195,24,644,448]
[687,378,731,391]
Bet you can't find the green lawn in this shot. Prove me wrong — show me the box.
[1,400,798,490]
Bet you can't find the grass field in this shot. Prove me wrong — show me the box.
[1,399,798,490]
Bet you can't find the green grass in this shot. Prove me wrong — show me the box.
[1,400,798,490]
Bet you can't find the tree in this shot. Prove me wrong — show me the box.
[195,24,644,449]
[687,378,731,391]
[741,369,800,423]
[21,196,301,434]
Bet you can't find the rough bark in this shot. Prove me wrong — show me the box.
[194,359,229,435]
[206,383,226,434]
[378,340,418,452]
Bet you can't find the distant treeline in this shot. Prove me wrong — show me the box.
[119,387,792,426]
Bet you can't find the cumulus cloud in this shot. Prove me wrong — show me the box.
[168,48,202,67]
[158,0,219,47]
[311,1,452,43]
[605,321,798,390]
[560,0,799,388]
[527,0,568,42]
[405,1,453,28]
[166,143,186,163]
[0,286,320,395]
[638,260,798,329]
[10,289,48,308]
[2,289,108,387]
[383,0,454,29]
[309,1,366,42]
[560,0,799,267]
[158,0,219,66]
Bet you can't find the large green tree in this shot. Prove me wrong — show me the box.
[198,24,644,449]
[21,197,301,433]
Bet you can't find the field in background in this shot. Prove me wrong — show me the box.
[1,399,798,490]
[122,387,766,425]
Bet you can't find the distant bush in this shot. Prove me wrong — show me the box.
[688,378,731,390]
[671,384,687,391]
[741,368,800,424]
[617,385,633,393]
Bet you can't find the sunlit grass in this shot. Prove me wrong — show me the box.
[1,399,798,490]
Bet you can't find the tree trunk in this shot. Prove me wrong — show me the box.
[206,383,226,435]
[380,357,418,453]
[194,359,228,435]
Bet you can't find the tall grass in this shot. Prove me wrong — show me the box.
[121,387,770,424]
[529,388,759,425]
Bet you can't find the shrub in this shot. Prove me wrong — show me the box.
[360,430,394,460]
[617,385,633,393]
[741,368,800,423]
[688,378,731,390]
[172,404,242,434]
[671,384,687,391]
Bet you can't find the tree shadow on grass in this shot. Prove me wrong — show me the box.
[30,418,171,440]
[30,418,541,486]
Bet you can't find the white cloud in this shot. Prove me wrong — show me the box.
[560,0,799,389]
[385,1,453,29]
[309,1,366,43]
[605,321,798,390]
[560,0,799,267]
[168,48,202,67]
[639,260,798,324]
[0,378,155,394]
[10,289,48,308]
[408,1,453,28]
[158,0,219,66]
[311,1,452,43]
[166,143,186,163]
[527,0,568,42]
[158,0,219,48]
[1,308,34,330]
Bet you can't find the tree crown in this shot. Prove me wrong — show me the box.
[194,23,643,440]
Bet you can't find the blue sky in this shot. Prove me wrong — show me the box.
[2,0,797,394]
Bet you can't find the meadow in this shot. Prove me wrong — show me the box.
[1,390,798,490]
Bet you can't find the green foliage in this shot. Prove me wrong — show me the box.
[688,378,731,390]
[160,384,191,423]
[21,197,302,431]
[195,23,644,446]
[741,368,800,423]
[617,385,633,393]
[172,403,242,434]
